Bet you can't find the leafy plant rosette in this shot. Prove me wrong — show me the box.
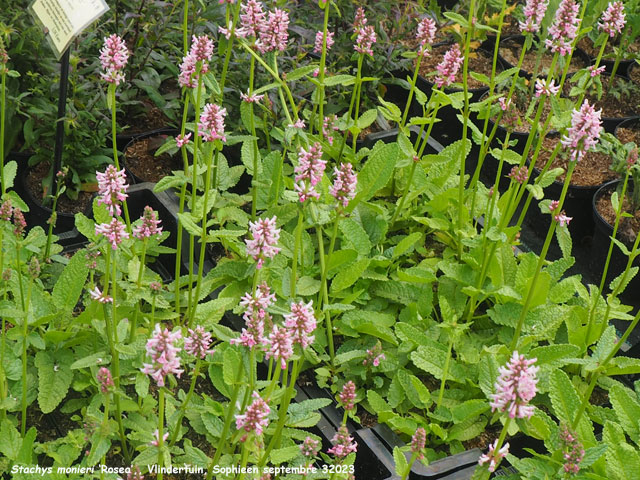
[2,1,640,480]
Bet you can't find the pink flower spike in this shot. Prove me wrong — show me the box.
[176,133,192,148]
[364,342,385,367]
[330,163,357,208]
[237,0,266,39]
[90,286,113,304]
[184,326,215,359]
[354,25,376,56]
[133,206,162,240]
[97,367,114,394]
[353,7,368,31]
[295,143,326,186]
[100,34,129,85]
[96,165,129,217]
[339,381,356,411]
[561,425,585,474]
[561,100,603,162]
[478,440,510,472]
[178,52,209,89]
[95,218,129,250]
[314,30,335,53]
[549,200,560,212]
[588,65,606,77]
[266,324,293,370]
[235,391,270,436]
[245,216,281,268]
[507,165,528,184]
[323,114,340,145]
[300,436,320,457]
[411,428,427,461]
[141,324,183,387]
[545,0,580,56]
[598,1,626,37]
[190,35,214,62]
[416,17,437,50]
[555,212,573,227]
[219,21,234,40]
[257,8,289,53]
[288,119,306,129]
[199,103,227,142]
[232,283,275,349]
[519,0,549,34]
[284,300,316,348]
[435,44,463,88]
[534,78,560,97]
[489,351,539,419]
[328,426,358,459]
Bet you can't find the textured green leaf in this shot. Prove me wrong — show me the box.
[270,445,301,465]
[357,109,378,129]
[339,219,371,255]
[549,369,579,423]
[528,344,580,368]
[331,258,370,293]
[393,232,422,258]
[393,446,408,477]
[606,357,640,376]
[0,418,21,460]
[223,348,244,385]
[177,212,201,237]
[349,142,398,210]
[87,434,111,466]
[610,384,640,444]
[411,345,463,382]
[327,249,358,276]
[52,250,89,313]
[451,399,489,424]
[195,297,235,325]
[604,421,640,480]
[35,350,74,414]
[70,351,110,370]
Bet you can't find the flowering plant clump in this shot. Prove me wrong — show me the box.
[3,2,640,479]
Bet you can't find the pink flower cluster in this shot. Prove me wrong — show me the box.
[96,165,128,217]
[90,286,113,304]
[294,143,327,202]
[236,391,270,436]
[184,326,215,359]
[150,429,169,447]
[328,426,358,459]
[598,1,626,37]
[95,217,129,250]
[534,78,560,97]
[314,30,335,53]
[411,427,427,461]
[245,216,281,269]
[353,7,376,56]
[199,103,227,142]
[363,342,385,367]
[100,34,129,85]
[490,351,539,419]
[519,0,549,34]
[256,8,290,53]
[300,436,320,457]
[545,0,580,56]
[416,17,436,56]
[176,133,192,147]
[323,114,340,145]
[232,283,276,348]
[561,100,602,162]
[178,35,214,89]
[339,381,356,411]
[141,325,183,387]
[435,44,463,88]
[266,324,294,370]
[330,162,358,208]
[284,300,316,348]
[507,166,528,184]
[561,425,585,474]
[478,439,510,473]
[96,367,114,394]
[133,206,162,240]
[236,0,266,39]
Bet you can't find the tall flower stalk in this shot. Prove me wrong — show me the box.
[0,39,8,197]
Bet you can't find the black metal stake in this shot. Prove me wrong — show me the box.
[50,47,70,207]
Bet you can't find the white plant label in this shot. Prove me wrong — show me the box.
[28,0,109,58]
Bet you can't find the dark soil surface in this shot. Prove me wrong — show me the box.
[26,162,93,215]
[118,99,172,136]
[499,38,589,77]
[617,121,640,145]
[564,75,640,119]
[596,185,640,243]
[631,64,640,85]
[125,135,182,183]
[533,135,617,187]
[490,90,552,134]
[417,44,504,90]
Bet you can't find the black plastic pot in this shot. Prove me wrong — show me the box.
[590,179,640,306]
[498,36,591,80]
[122,128,180,185]
[615,116,640,144]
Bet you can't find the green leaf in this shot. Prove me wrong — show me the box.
[327,249,358,276]
[393,446,408,477]
[177,212,202,237]
[2,160,17,189]
[604,421,640,480]
[70,351,111,370]
[286,65,318,82]
[324,74,356,86]
[393,232,422,258]
[357,109,378,130]
[549,369,580,424]
[609,266,638,294]
[154,173,187,192]
[195,297,236,325]
[331,258,370,293]
[270,445,300,464]
[87,434,111,466]
[339,218,371,255]
[451,399,490,424]
[528,344,580,368]
[0,418,21,460]
[610,384,640,444]
[605,356,640,376]
[349,142,398,210]
[411,345,463,382]
[52,250,89,313]
[223,348,245,385]
[35,350,74,414]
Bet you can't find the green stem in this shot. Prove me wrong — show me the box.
[314,2,331,134]
[290,209,304,299]
[169,358,200,447]
[20,261,32,437]
[401,452,418,480]
[509,161,577,351]
[400,46,427,129]
[182,0,189,55]
[436,334,454,409]
[351,56,364,152]
[157,387,165,480]
[1,70,6,196]
[206,383,241,480]
[110,86,130,230]
[248,56,258,221]
[217,0,242,102]
[129,240,147,343]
